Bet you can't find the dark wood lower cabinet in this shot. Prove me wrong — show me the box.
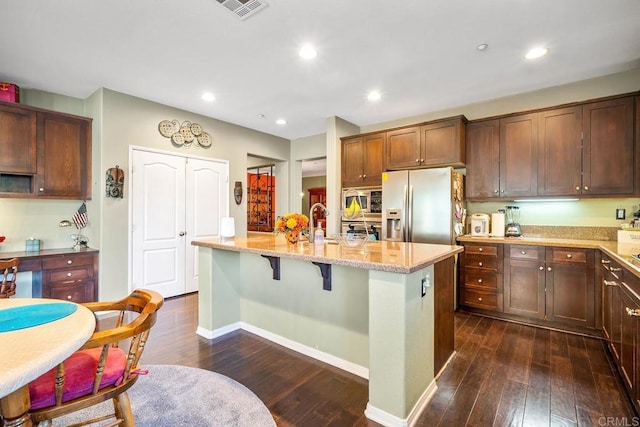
[434,257,454,377]
[503,246,545,319]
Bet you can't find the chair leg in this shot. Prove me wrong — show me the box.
[113,392,134,427]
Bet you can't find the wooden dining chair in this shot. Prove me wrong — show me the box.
[0,258,19,298]
[28,289,164,427]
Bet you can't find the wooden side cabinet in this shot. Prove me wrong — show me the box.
[341,132,384,187]
[41,252,98,303]
[0,101,92,199]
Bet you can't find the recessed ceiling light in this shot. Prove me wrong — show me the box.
[299,45,318,60]
[276,118,287,125]
[525,47,548,60]
[367,91,381,102]
[476,43,488,51]
[201,92,216,102]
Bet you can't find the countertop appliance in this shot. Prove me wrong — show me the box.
[470,213,490,237]
[505,205,522,237]
[381,167,464,244]
[341,220,381,240]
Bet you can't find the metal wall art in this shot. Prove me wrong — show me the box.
[106,165,124,198]
[158,119,213,148]
[234,181,243,205]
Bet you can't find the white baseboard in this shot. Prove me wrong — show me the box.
[364,379,437,427]
[195,322,369,379]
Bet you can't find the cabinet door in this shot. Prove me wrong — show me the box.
[361,133,384,186]
[504,245,545,319]
[385,127,421,170]
[537,106,582,196]
[0,103,37,174]
[36,112,92,199]
[500,113,538,197]
[465,120,500,199]
[582,97,634,195]
[342,137,364,187]
[420,118,465,168]
[619,285,638,396]
[545,249,595,328]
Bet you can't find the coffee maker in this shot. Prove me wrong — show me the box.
[505,205,522,237]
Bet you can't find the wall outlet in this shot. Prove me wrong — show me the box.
[616,208,626,220]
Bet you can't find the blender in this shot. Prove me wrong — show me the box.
[505,205,522,237]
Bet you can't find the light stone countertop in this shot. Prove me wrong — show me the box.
[192,234,463,274]
[457,235,640,279]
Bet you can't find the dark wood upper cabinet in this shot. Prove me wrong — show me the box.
[499,113,538,198]
[465,119,500,198]
[341,132,384,187]
[384,126,421,170]
[0,101,92,199]
[537,106,583,196]
[36,112,92,199]
[582,96,634,195]
[0,103,36,174]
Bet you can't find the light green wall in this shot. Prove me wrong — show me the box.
[290,133,327,220]
[301,175,327,214]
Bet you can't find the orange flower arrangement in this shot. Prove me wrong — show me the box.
[274,213,309,234]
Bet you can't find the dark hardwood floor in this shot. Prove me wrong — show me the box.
[139,293,635,426]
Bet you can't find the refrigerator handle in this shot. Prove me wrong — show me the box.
[407,185,413,242]
[402,184,408,241]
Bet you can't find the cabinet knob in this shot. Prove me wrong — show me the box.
[566,254,572,258]
[521,250,526,255]
[362,174,366,178]
[494,190,499,194]
[478,248,483,252]
[416,159,420,163]
[477,279,483,283]
[478,262,483,267]
[500,190,504,193]
[67,272,72,277]
[39,188,44,192]
[478,297,483,302]
[626,307,640,317]
[420,159,424,163]
[67,260,73,265]
[67,295,72,300]
[575,186,580,191]
[179,231,186,236]
[547,267,552,272]
[359,175,363,178]
[539,266,544,270]
[583,186,589,191]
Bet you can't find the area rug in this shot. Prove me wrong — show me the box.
[56,365,276,426]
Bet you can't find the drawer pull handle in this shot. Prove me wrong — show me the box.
[604,280,617,287]
[610,267,622,272]
[477,279,483,283]
[67,260,73,265]
[478,297,483,302]
[67,273,72,277]
[521,251,526,255]
[478,262,483,267]
[626,307,640,317]
[602,260,611,265]
[478,248,483,252]
[566,254,572,259]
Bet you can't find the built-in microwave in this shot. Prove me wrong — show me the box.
[341,187,382,220]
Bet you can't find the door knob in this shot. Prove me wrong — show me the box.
[179,231,186,236]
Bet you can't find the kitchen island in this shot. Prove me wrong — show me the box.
[191,234,463,426]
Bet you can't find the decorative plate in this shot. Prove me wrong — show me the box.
[171,132,185,146]
[158,120,178,138]
[190,123,202,136]
[198,132,213,148]
[179,125,195,143]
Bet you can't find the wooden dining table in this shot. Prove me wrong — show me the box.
[0,298,95,426]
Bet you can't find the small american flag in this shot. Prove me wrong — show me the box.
[73,202,88,229]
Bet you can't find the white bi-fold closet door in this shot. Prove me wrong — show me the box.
[131,149,229,298]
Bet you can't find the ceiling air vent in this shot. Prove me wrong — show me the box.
[216,0,268,20]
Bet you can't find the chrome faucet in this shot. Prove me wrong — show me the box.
[308,203,329,243]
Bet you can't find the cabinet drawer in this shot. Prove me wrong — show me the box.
[461,288,500,311]
[464,254,498,270]
[44,266,93,284]
[550,247,587,264]
[42,254,95,270]
[465,245,498,257]
[463,270,499,290]
[509,245,539,260]
[47,280,95,303]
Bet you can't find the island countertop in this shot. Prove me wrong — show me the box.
[192,234,463,274]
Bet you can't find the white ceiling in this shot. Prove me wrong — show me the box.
[1,1,639,142]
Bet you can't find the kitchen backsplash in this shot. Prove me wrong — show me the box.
[518,225,618,241]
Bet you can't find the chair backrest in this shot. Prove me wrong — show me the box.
[29,288,164,425]
[0,258,19,298]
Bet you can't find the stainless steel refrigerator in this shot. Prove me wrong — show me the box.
[381,167,464,244]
